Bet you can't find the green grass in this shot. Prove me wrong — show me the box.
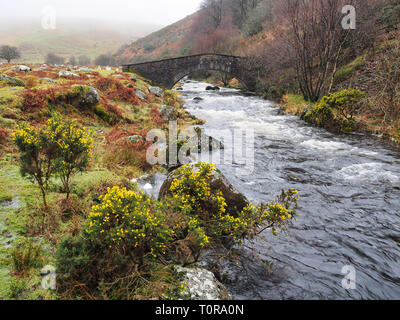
[333,55,366,84]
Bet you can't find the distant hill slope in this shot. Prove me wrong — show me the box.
[116,13,197,64]
[0,18,161,63]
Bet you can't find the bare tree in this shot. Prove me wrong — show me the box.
[279,0,355,102]
[0,45,21,63]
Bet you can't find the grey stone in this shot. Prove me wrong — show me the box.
[135,89,147,101]
[59,70,79,78]
[176,267,232,300]
[0,74,24,86]
[148,86,163,97]
[38,78,56,83]
[13,65,31,72]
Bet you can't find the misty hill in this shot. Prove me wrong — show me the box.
[116,13,197,64]
[0,18,161,63]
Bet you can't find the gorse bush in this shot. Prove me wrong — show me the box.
[57,162,299,298]
[168,163,298,245]
[304,88,366,132]
[85,186,173,263]
[12,117,93,206]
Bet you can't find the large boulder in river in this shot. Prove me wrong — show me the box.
[159,163,249,216]
[206,86,220,91]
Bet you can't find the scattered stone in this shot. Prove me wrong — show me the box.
[176,267,232,300]
[159,163,249,216]
[38,78,56,83]
[78,67,93,73]
[130,75,137,81]
[13,65,32,72]
[135,89,147,101]
[148,86,163,97]
[59,70,79,78]
[0,74,25,87]
[193,97,203,102]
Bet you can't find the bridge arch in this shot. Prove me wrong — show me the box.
[122,54,256,91]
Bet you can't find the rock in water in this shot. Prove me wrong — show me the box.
[148,86,163,97]
[206,86,220,91]
[159,163,248,216]
[176,267,232,300]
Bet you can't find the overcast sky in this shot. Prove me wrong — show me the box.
[0,0,203,26]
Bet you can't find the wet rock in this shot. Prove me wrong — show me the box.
[148,86,163,97]
[59,70,79,78]
[159,163,249,216]
[206,86,220,91]
[135,89,147,101]
[193,97,203,102]
[276,108,286,115]
[175,87,183,91]
[176,267,232,300]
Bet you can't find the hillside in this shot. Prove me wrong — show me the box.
[116,13,198,64]
[0,18,161,63]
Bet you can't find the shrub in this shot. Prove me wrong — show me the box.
[95,77,139,105]
[21,89,56,112]
[48,118,94,198]
[85,186,173,263]
[12,118,93,205]
[11,239,44,277]
[168,163,299,245]
[304,88,366,132]
[0,127,9,145]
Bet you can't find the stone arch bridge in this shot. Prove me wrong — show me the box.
[122,54,256,91]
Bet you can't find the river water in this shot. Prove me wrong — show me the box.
[174,80,400,300]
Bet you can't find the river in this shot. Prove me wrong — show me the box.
[171,79,400,300]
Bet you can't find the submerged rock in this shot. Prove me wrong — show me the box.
[159,163,248,216]
[176,267,232,300]
[206,86,220,91]
[193,97,203,102]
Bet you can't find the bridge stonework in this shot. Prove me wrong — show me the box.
[122,54,256,91]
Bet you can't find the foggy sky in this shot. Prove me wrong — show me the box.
[0,0,203,26]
